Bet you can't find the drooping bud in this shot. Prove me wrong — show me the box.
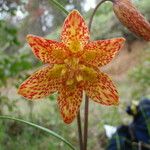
[112,0,150,41]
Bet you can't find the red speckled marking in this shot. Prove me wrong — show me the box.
[27,34,68,64]
[81,38,125,67]
[57,86,83,124]
[84,72,119,106]
[18,65,63,100]
[61,10,89,50]
[18,9,125,124]
[113,0,150,41]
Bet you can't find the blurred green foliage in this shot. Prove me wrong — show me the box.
[0,52,33,86]
[0,21,19,47]
[129,50,150,100]
[0,100,76,150]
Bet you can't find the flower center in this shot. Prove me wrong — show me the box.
[63,57,97,88]
[63,57,82,87]
[64,57,79,70]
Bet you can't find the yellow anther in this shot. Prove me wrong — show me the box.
[76,74,83,82]
[71,58,79,67]
[79,64,86,70]
[61,68,67,76]
[66,79,74,85]
[64,58,79,70]
[64,59,69,64]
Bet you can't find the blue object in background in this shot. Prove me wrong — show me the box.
[107,98,150,150]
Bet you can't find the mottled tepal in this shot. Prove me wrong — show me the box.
[113,0,150,41]
[18,10,125,124]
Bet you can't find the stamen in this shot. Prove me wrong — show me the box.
[61,68,67,76]
[66,79,74,85]
[76,74,83,82]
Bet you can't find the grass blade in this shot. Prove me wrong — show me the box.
[0,115,76,150]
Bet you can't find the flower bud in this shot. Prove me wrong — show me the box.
[113,0,150,41]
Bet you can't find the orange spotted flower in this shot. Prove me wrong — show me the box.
[18,10,125,124]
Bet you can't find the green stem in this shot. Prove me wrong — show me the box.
[50,0,69,15]
[0,116,75,150]
[88,0,110,32]
[83,1,111,149]
[83,95,89,150]
[77,110,83,150]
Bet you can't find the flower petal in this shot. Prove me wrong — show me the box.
[57,87,83,124]
[81,38,125,67]
[85,72,119,105]
[27,34,68,64]
[61,10,89,53]
[18,65,64,100]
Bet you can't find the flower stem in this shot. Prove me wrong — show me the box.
[83,94,89,150]
[50,0,69,15]
[77,110,83,150]
[83,1,111,149]
[88,0,110,32]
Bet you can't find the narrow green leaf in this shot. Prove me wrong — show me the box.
[0,116,76,150]
[49,0,69,15]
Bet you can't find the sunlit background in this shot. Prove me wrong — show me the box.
[0,0,150,149]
